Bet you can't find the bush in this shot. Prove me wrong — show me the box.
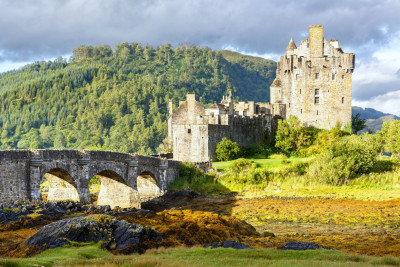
[240,144,274,159]
[222,158,271,185]
[307,135,378,185]
[216,138,241,161]
[275,116,320,153]
[378,120,400,157]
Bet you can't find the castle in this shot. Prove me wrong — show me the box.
[168,25,354,162]
[271,25,355,129]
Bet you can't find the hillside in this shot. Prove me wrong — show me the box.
[0,43,276,153]
[352,106,399,133]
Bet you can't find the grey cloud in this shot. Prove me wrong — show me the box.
[0,0,399,64]
[353,81,400,100]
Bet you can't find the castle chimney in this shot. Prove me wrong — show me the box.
[309,25,324,58]
[186,92,196,102]
[168,99,173,116]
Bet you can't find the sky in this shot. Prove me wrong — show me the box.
[1,0,400,115]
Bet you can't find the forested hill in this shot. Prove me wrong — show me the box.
[0,43,276,154]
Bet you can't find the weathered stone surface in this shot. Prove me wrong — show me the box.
[26,215,162,251]
[271,25,354,130]
[204,240,252,249]
[169,92,280,162]
[0,150,180,208]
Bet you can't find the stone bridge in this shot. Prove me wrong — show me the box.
[0,150,180,208]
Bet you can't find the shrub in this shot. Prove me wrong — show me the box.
[275,116,320,153]
[307,135,378,185]
[378,120,400,157]
[216,138,241,161]
[240,144,274,159]
[223,158,271,185]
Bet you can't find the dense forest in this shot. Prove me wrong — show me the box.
[0,43,276,153]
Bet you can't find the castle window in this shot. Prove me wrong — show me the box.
[315,97,320,104]
[342,75,345,79]
[332,74,336,80]
[342,97,344,104]
[296,74,300,80]
[300,89,301,94]
[317,110,319,115]
[315,73,319,79]
[188,129,191,134]
[301,109,302,114]
[315,89,319,95]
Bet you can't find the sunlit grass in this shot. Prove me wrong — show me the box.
[213,157,309,172]
[2,244,400,267]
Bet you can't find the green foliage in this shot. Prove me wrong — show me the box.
[223,158,271,185]
[378,120,400,157]
[351,113,367,134]
[169,162,227,194]
[216,138,241,161]
[240,143,275,159]
[308,135,378,185]
[275,116,320,154]
[0,43,276,153]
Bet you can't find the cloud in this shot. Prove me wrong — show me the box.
[352,31,400,100]
[352,90,400,116]
[1,0,400,64]
[1,0,400,114]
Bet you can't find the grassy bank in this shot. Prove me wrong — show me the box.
[2,243,400,267]
[169,157,400,201]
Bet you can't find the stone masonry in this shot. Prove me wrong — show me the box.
[270,25,355,129]
[168,91,284,162]
[0,149,180,208]
[168,25,354,163]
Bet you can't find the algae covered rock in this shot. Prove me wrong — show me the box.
[204,240,252,249]
[26,214,161,252]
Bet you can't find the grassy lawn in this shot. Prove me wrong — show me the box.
[213,157,309,172]
[2,243,400,267]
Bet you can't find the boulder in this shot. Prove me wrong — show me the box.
[204,240,252,249]
[279,242,328,250]
[26,215,162,252]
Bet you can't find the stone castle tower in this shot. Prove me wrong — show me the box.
[270,25,355,129]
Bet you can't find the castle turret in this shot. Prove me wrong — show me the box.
[286,38,297,56]
[309,25,324,58]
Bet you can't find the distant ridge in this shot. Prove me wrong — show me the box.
[352,106,399,133]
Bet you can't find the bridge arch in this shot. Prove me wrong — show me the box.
[40,168,80,202]
[94,169,140,209]
[137,170,163,201]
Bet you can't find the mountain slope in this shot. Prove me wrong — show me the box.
[0,43,276,153]
[352,107,399,133]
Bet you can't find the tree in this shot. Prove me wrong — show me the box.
[351,114,366,134]
[379,120,400,157]
[275,116,318,152]
[215,138,241,161]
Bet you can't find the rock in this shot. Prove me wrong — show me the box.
[279,242,328,250]
[262,231,275,238]
[204,240,252,249]
[20,206,29,215]
[26,214,162,252]
[172,189,198,198]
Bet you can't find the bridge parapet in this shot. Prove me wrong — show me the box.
[0,149,181,208]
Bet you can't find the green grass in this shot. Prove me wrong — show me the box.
[213,157,309,172]
[2,245,400,267]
